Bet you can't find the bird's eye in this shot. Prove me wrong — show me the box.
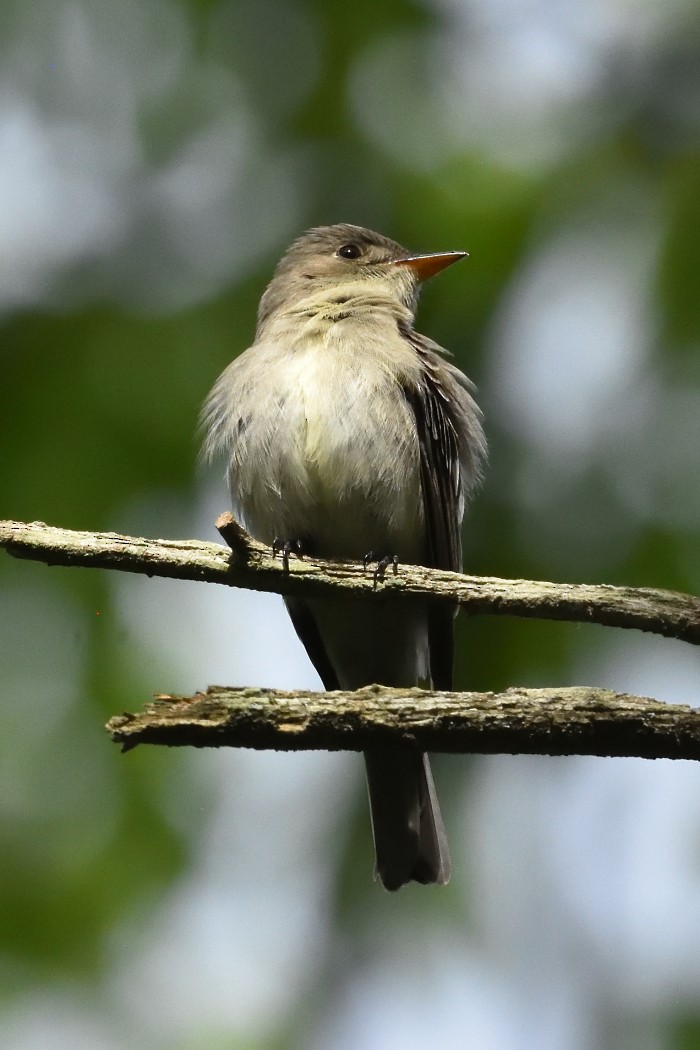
[337,243,362,260]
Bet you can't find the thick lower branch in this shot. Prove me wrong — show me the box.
[2,517,700,645]
[106,685,700,761]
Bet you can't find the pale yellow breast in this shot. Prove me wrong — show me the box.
[281,325,425,560]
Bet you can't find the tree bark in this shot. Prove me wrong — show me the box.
[4,517,700,761]
[2,516,699,645]
[107,685,700,761]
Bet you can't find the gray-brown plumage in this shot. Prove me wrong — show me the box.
[202,224,486,889]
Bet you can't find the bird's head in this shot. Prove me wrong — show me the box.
[257,224,466,329]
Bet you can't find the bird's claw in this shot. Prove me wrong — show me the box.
[363,551,399,589]
[272,538,305,572]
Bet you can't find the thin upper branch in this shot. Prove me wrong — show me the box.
[1,516,700,644]
[106,685,700,761]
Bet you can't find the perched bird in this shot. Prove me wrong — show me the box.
[202,224,486,889]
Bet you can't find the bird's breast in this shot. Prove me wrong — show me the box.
[231,331,425,561]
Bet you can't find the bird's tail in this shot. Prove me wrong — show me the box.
[363,750,451,890]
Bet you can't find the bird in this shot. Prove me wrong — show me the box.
[202,224,486,889]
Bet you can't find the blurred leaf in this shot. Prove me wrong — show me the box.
[658,154,700,348]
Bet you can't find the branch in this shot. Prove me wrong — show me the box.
[2,516,700,644]
[106,685,700,761]
[4,518,699,760]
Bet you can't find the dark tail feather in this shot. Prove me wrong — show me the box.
[364,750,451,891]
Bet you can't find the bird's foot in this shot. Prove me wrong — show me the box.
[363,551,399,589]
[272,538,305,572]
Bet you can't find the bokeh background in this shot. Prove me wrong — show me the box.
[2,0,700,1047]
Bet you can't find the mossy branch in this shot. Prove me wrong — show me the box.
[107,685,700,761]
[2,516,699,645]
[3,517,700,760]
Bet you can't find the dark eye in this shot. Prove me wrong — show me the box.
[337,243,362,259]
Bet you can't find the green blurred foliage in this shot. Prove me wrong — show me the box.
[675,1018,700,1050]
[1,0,700,1045]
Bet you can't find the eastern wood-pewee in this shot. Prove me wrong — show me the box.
[202,224,486,889]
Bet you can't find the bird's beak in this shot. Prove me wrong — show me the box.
[392,251,468,282]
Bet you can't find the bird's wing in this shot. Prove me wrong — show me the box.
[400,325,482,691]
[401,326,468,574]
[285,597,340,691]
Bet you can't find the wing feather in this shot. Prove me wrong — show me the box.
[399,324,486,690]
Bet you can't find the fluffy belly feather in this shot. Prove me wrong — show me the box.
[231,340,425,561]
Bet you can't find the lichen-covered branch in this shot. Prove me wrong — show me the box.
[3,518,699,759]
[106,685,700,760]
[2,516,700,644]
